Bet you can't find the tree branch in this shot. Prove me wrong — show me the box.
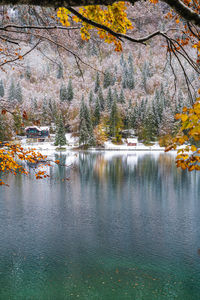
[0,0,198,26]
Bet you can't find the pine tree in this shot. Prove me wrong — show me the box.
[98,87,105,111]
[122,62,128,89]
[106,87,113,109]
[94,72,100,93]
[54,116,67,147]
[13,108,23,135]
[111,66,117,85]
[119,88,125,104]
[57,63,63,79]
[93,98,100,126]
[89,90,94,105]
[25,65,31,80]
[0,80,4,97]
[15,82,23,103]
[120,53,125,66]
[79,119,89,146]
[66,78,73,102]
[113,88,119,103]
[109,99,122,143]
[42,97,49,124]
[0,115,5,141]
[103,69,112,89]
[60,83,68,102]
[8,78,15,101]
[84,105,95,146]
[79,97,95,146]
[127,55,134,89]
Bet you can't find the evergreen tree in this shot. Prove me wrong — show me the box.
[111,66,117,85]
[139,106,157,142]
[176,90,184,114]
[8,78,15,101]
[106,87,113,109]
[84,104,95,146]
[66,78,73,102]
[79,119,89,146]
[0,115,5,141]
[89,90,94,105]
[42,97,49,124]
[109,99,122,142]
[13,108,23,135]
[98,87,105,111]
[93,98,101,126]
[119,88,125,104]
[103,69,112,89]
[15,82,23,103]
[0,80,4,97]
[25,65,31,80]
[94,72,100,93]
[57,63,63,79]
[60,83,68,102]
[120,53,125,66]
[79,97,95,146]
[122,62,128,89]
[49,99,57,122]
[127,55,135,89]
[113,88,119,103]
[54,116,67,147]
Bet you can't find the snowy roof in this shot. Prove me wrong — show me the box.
[127,138,138,143]
[25,126,49,131]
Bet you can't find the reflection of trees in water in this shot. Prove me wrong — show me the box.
[54,153,67,180]
[75,152,200,198]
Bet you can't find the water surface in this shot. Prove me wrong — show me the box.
[0,151,200,299]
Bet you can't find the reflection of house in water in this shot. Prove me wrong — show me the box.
[25,126,49,142]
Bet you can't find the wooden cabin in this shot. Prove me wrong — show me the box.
[126,138,137,146]
[25,126,49,140]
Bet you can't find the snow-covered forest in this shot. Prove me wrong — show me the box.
[0,1,199,148]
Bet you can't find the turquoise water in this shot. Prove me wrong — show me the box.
[0,151,200,300]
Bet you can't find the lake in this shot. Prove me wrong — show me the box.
[0,151,200,300]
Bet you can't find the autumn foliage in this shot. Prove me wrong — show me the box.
[0,143,49,185]
[166,92,200,171]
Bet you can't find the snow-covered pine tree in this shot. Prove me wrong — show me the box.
[25,65,31,80]
[79,118,89,146]
[109,99,118,137]
[111,66,117,86]
[98,87,105,111]
[122,62,128,89]
[89,90,94,105]
[57,63,63,79]
[106,87,113,109]
[120,53,125,66]
[60,83,68,102]
[0,80,4,97]
[119,88,125,104]
[113,88,119,103]
[93,98,100,126]
[66,78,74,102]
[94,72,100,93]
[54,115,67,147]
[15,82,23,103]
[8,78,15,102]
[79,97,95,146]
[103,69,112,89]
[127,55,135,90]
[84,104,95,146]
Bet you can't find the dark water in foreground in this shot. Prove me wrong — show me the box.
[0,151,200,300]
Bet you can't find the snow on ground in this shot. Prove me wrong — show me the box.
[104,139,165,151]
[20,134,168,155]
